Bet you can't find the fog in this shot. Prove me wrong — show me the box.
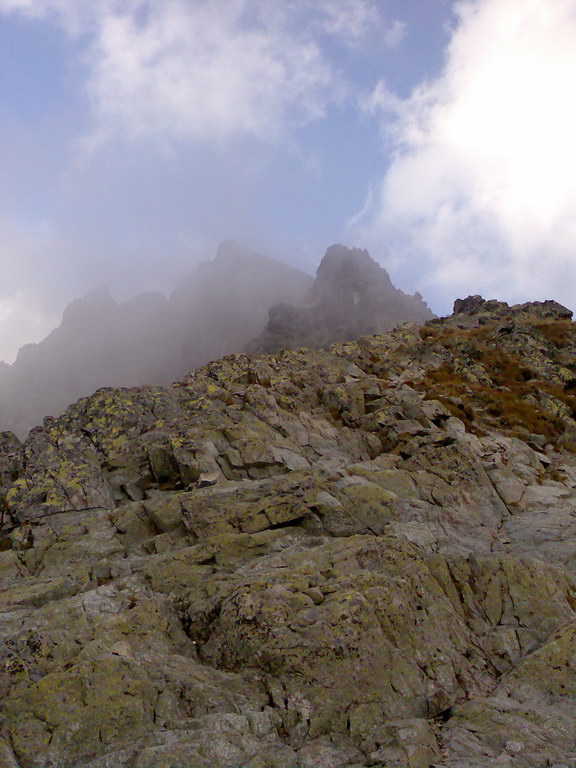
[0,239,442,437]
[0,241,315,436]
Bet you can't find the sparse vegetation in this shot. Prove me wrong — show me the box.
[414,341,576,447]
[534,320,574,349]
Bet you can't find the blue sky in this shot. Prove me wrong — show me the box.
[1,0,575,362]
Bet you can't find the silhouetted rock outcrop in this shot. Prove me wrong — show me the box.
[453,294,572,321]
[247,244,433,353]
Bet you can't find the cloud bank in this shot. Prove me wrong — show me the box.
[360,0,576,311]
[1,0,390,145]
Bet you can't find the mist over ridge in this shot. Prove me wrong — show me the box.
[0,241,431,437]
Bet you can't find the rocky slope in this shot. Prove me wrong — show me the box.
[0,241,313,438]
[247,244,433,354]
[0,297,575,768]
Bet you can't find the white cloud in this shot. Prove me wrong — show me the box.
[359,0,576,310]
[313,0,381,42]
[383,19,406,48]
[0,0,406,146]
[1,0,385,146]
[87,1,339,145]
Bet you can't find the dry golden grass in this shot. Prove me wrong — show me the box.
[534,321,574,349]
[415,344,576,446]
[411,318,575,449]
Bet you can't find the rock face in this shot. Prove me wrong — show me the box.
[0,242,312,437]
[247,244,433,354]
[0,297,575,768]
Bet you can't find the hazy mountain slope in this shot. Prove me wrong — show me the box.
[0,242,313,437]
[169,240,314,377]
[247,244,434,354]
[0,241,431,438]
[0,296,574,768]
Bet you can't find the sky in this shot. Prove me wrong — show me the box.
[1,0,575,363]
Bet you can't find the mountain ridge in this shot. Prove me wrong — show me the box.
[0,242,313,437]
[0,242,433,437]
[0,295,574,767]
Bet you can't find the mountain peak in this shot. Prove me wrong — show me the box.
[215,239,253,261]
[248,244,433,354]
[61,286,117,323]
[318,243,376,273]
[213,239,276,267]
[307,244,394,306]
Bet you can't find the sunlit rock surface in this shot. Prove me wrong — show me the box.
[0,297,575,767]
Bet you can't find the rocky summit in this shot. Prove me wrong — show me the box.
[246,245,433,354]
[0,296,575,768]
